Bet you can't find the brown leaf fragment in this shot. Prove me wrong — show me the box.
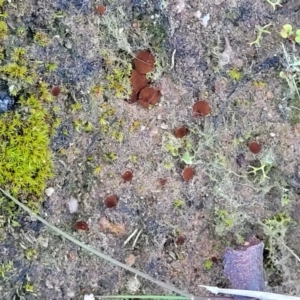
[99,216,125,236]
[224,236,265,300]
[125,254,136,266]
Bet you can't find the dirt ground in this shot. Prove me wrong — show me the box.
[1,0,300,299]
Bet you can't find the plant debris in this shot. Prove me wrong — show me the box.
[224,236,265,300]
[99,216,125,235]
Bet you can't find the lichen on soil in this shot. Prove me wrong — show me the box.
[1,0,300,299]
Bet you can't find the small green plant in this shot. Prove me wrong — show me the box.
[103,152,118,162]
[249,23,272,46]
[23,281,34,293]
[228,68,242,81]
[0,261,13,279]
[264,0,282,10]
[0,197,19,227]
[262,213,292,266]
[102,50,133,100]
[34,31,49,46]
[163,161,174,170]
[46,62,58,72]
[280,24,300,44]
[180,152,193,165]
[248,151,275,183]
[174,199,184,209]
[204,259,213,270]
[162,133,184,157]
[263,213,291,238]
[0,20,7,39]
[25,248,37,260]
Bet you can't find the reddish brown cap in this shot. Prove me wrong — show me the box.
[51,86,61,97]
[130,70,148,93]
[134,50,155,74]
[104,195,118,208]
[182,167,195,181]
[174,127,188,138]
[96,5,106,14]
[248,141,261,154]
[138,87,159,108]
[193,101,211,116]
[122,171,133,182]
[75,221,89,231]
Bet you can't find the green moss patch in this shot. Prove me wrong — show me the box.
[0,93,53,200]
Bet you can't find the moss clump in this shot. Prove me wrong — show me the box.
[1,47,36,95]
[0,93,53,199]
[101,50,132,100]
[228,68,242,81]
[0,20,7,39]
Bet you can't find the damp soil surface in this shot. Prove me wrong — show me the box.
[1,0,300,299]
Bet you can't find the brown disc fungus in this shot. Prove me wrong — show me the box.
[193,100,211,116]
[174,126,188,138]
[130,70,148,93]
[134,50,155,74]
[129,90,138,104]
[75,221,89,231]
[159,178,167,186]
[182,167,195,181]
[104,195,118,208]
[122,171,133,182]
[51,86,61,97]
[211,256,218,263]
[96,5,106,14]
[138,87,159,108]
[176,235,186,245]
[248,141,261,154]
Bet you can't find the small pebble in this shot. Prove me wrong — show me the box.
[84,294,95,300]
[45,187,55,197]
[67,197,78,214]
[201,14,210,27]
[270,132,276,137]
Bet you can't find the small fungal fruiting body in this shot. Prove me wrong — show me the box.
[182,167,195,181]
[174,126,187,138]
[122,171,133,182]
[51,86,60,97]
[193,100,211,117]
[138,87,160,108]
[248,141,261,154]
[130,70,148,93]
[96,5,106,14]
[159,178,167,186]
[211,256,218,263]
[133,50,155,74]
[104,195,118,208]
[176,235,186,245]
[75,221,89,231]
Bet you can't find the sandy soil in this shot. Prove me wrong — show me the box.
[1,0,300,299]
